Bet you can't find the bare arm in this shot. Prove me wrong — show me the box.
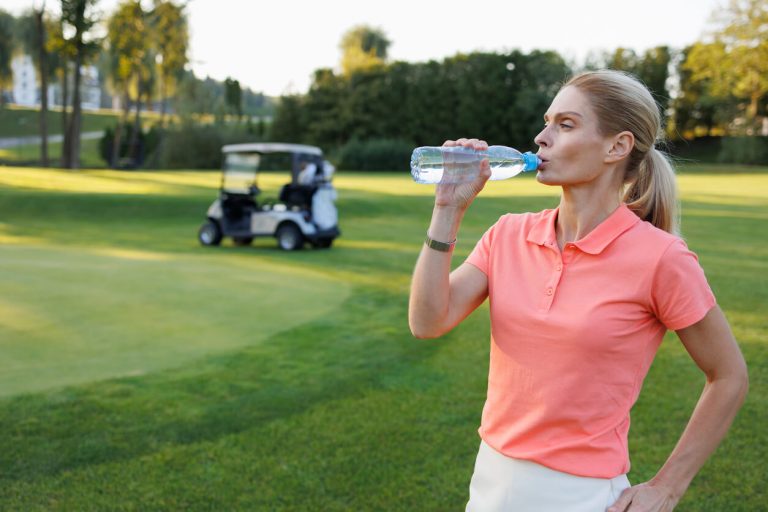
[608,306,749,512]
[408,138,491,339]
[409,206,489,338]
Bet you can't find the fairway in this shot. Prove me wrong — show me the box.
[0,165,765,510]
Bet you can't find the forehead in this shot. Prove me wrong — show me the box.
[545,86,593,119]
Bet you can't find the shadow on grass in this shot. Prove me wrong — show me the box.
[0,284,450,485]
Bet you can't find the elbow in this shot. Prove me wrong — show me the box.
[733,357,750,402]
[738,365,750,402]
[408,315,444,339]
[409,322,440,340]
[709,360,749,404]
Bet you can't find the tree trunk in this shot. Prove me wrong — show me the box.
[67,50,83,169]
[748,92,760,135]
[36,9,49,167]
[112,91,130,167]
[160,78,167,126]
[129,79,144,166]
[60,62,70,168]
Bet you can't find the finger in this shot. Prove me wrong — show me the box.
[479,158,491,180]
[607,488,635,512]
[443,140,457,147]
[476,139,488,151]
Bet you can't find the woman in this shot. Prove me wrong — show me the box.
[408,70,748,512]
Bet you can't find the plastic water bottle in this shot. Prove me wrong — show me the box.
[410,146,541,184]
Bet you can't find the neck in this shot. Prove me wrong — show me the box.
[556,186,621,249]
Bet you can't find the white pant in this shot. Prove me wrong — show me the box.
[466,441,630,512]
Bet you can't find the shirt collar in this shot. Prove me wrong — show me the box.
[526,203,640,255]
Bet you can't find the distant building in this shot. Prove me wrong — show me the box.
[11,54,102,111]
[11,55,37,107]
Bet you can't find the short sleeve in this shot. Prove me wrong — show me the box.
[465,220,499,275]
[650,239,716,331]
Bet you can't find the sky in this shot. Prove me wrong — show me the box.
[3,0,725,97]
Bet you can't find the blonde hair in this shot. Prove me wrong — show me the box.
[565,70,679,235]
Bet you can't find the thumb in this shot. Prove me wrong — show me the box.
[478,158,492,182]
[607,487,636,512]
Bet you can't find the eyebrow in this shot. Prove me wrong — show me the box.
[543,111,584,121]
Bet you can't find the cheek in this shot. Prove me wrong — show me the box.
[562,136,605,165]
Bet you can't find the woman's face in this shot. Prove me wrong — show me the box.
[534,86,615,187]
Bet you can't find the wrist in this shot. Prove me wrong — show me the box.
[428,205,464,244]
[648,474,688,502]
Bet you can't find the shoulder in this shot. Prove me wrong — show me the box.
[623,218,703,273]
[625,216,682,252]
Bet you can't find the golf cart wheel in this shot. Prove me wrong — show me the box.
[198,220,223,246]
[233,236,253,246]
[312,237,334,249]
[276,223,303,251]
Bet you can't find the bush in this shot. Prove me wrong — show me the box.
[667,136,768,165]
[718,136,768,165]
[666,136,721,164]
[100,123,157,169]
[336,138,413,171]
[143,124,261,170]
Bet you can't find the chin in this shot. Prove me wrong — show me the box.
[535,170,562,187]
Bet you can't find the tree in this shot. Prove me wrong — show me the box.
[224,77,242,120]
[685,0,768,133]
[173,70,208,123]
[0,10,15,106]
[672,45,729,138]
[636,46,672,110]
[150,0,187,125]
[270,94,306,143]
[60,0,100,169]
[339,25,390,76]
[45,13,72,148]
[602,46,672,114]
[272,48,570,154]
[606,47,639,73]
[106,0,151,166]
[17,7,53,166]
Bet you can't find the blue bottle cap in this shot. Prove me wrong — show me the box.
[522,152,541,172]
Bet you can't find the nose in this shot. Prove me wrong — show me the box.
[534,126,550,148]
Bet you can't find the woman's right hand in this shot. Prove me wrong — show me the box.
[435,138,492,211]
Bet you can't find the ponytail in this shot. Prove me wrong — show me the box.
[623,148,679,235]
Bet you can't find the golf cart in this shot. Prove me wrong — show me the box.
[198,143,340,250]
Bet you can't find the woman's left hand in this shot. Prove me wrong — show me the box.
[607,482,680,512]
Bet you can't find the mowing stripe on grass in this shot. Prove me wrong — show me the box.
[0,245,350,397]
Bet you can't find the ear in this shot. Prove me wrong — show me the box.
[605,131,634,164]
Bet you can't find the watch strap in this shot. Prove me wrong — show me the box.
[425,234,456,252]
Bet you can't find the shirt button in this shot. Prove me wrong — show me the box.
[546,288,553,295]
[555,264,562,271]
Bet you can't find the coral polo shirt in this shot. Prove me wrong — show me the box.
[465,204,716,478]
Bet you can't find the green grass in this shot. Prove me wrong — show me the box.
[0,137,104,168]
[0,165,765,510]
[0,105,159,138]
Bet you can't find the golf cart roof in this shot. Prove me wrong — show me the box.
[222,143,323,156]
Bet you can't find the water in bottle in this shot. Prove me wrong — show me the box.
[410,145,541,184]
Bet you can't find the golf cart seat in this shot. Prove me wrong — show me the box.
[279,184,316,209]
[222,192,257,219]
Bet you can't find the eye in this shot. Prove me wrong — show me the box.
[559,123,573,129]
